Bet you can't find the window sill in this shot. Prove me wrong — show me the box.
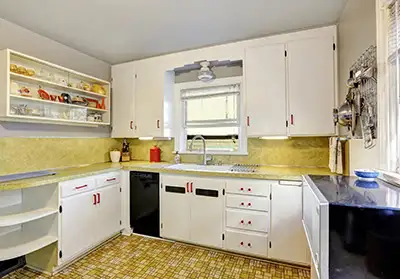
[175,151,248,156]
[379,170,400,187]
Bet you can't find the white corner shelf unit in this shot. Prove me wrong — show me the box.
[0,49,111,127]
[0,183,59,261]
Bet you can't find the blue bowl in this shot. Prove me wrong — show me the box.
[354,169,379,179]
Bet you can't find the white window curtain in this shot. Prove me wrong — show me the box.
[182,84,240,129]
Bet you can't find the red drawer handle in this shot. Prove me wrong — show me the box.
[240,242,244,246]
[248,220,252,225]
[106,178,116,182]
[240,220,244,224]
[248,243,252,247]
[97,193,100,204]
[240,202,244,206]
[157,120,160,129]
[186,182,189,193]
[75,185,88,190]
[247,116,250,126]
[248,203,252,207]
[130,121,133,129]
[190,182,193,193]
[290,114,294,125]
[93,194,97,205]
[240,188,244,191]
[248,188,252,192]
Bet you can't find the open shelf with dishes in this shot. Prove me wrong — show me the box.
[0,49,111,126]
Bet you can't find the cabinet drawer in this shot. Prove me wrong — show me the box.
[61,177,96,198]
[225,229,268,258]
[226,179,270,197]
[226,194,269,212]
[96,171,121,188]
[226,209,269,233]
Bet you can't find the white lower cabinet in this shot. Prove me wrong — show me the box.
[60,173,121,265]
[269,181,310,265]
[225,229,268,257]
[160,175,311,265]
[61,190,97,262]
[161,175,224,249]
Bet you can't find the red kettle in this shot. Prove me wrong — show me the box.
[150,146,161,162]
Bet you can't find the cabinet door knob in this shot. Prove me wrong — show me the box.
[93,194,97,205]
[130,121,133,129]
[97,193,100,204]
[240,202,244,206]
[157,120,160,129]
[240,187,244,191]
[248,220,252,225]
[240,220,244,224]
[240,242,244,246]
[248,243,252,247]
[248,188,252,192]
[248,203,252,207]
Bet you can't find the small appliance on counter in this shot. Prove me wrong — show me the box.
[130,171,160,237]
[150,145,161,162]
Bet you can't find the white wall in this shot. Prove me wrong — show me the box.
[0,18,111,137]
[338,0,379,172]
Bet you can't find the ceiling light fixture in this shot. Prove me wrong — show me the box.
[198,61,215,82]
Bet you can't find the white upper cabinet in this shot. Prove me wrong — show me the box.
[134,59,165,138]
[245,44,287,137]
[287,35,336,136]
[111,63,136,138]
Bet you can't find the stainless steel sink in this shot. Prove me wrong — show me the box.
[166,164,233,173]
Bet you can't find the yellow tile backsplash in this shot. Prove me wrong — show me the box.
[0,137,328,176]
[0,138,120,175]
[127,137,329,167]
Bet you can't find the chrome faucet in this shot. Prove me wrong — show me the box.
[189,135,208,165]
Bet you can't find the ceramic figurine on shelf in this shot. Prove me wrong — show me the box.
[121,139,130,162]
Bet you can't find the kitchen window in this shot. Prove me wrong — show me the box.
[174,77,247,155]
[378,0,400,173]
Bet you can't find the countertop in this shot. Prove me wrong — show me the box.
[0,161,333,191]
[308,175,400,210]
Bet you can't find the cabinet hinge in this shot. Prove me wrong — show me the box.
[333,43,336,51]
[269,193,272,200]
[284,50,287,57]
[222,189,225,195]
[161,223,163,229]
[59,205,63,213]
[269,242,272,249]
[222,233,225,240]
[59,250,63,259]
[285,120,288,127]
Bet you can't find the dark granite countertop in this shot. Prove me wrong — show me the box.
[308,175,400,210]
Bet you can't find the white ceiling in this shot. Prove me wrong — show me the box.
[0,0,348,65]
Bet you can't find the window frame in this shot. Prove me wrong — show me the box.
[377,0,400,174]
[173,76,248,155]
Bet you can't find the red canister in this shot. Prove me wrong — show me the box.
[150,146,161,162]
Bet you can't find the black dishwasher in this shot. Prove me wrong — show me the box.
[130,171,160,237]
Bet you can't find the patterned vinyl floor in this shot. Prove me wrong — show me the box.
[4,235,310,279]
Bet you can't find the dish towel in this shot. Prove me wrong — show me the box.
[329,137,343,174]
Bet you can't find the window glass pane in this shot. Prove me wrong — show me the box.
[186,126,238,136]
[186,138,239,152]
